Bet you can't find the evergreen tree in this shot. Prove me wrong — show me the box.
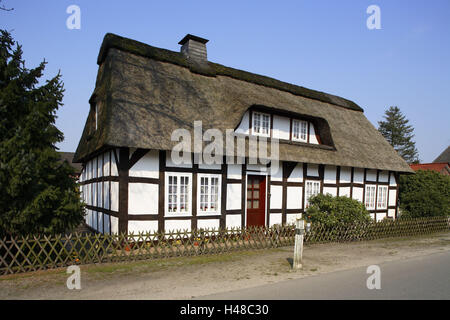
[0,30,84,236]
[378,106,419,163]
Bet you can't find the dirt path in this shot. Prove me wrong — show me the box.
[1,232,449,299]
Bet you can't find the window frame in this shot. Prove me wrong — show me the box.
[164,172,193,217]
[292,119,308,142]
[377,185,388,210]
[252,111,271,137]
[305,180,321,208]
[364,184,377,210]
[197,173,222,216]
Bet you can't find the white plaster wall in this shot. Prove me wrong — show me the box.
[166,151,192,168]
[270,164,282,178]
[389,173,397,186]
[366,169,377,182]
[85,209,90,225]
[103,151,110,176]
[286,187,302,209]
[324,165,336,184]
[269,213,282,226]
[98,156,103,177]
[309,123,319,144]
[352,187,364,202]
[103,214,110,234]
[98,182,103,208]
[98,213,103,233]
[323,187,337,197]
[340,167,351,183]
[379,171,389,182]
[370,213,376,220]
[307,164,319,177]
[110,181,119,212]
[389,190,397,207]
[376,214,385,222]
[226,215,241,229]
[227,164,242,179]
[286,214,301,225]
[235,111,250,135]
[128,220,158,234]
[110,216,119,234]
[287,163,303,182]
[388,209,396,218]
[226,184,242,210]
[92,158,97,178]
[128,183,159,214]
[339,186,351,197]
[103,181,110,210]
[129,150,159,178]
[353,168,364,184]
[271,163,282,182]
[93,183,97,207]
[111,152,118,176]
[197,219,220,230]
[165,220,191,232]
[272,115,290,140]
[270,185,283,209]
[199,163,221,170]
[86,209,92,227]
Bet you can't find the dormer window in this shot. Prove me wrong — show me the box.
[252,112,270,137]
[292,119,308,142]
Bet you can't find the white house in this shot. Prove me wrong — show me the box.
[73,33,413,235]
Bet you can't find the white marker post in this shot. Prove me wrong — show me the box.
[293,215,305,270]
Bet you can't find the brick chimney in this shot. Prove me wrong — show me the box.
[179,34,209,63]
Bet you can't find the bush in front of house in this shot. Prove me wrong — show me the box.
[399,170,450,218]
[305,193,372,228]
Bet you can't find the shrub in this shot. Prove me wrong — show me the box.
[399,170,450,218]
[305,194,371,228]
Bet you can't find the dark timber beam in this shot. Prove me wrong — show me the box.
[128,148,149,170]
[118,147,130,234]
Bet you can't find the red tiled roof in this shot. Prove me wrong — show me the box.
[410,163,450,175]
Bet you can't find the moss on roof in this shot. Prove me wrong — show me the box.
[97,33,363,112]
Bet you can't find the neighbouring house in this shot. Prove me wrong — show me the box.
[73,33,413,235]
[410,146,450,176]
[410,163,450,176]
[58,152,83,180]
[433,146,450,164]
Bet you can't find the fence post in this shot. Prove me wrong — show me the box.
[293,217,305,270]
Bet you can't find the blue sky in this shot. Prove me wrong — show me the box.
[1,0,449,162]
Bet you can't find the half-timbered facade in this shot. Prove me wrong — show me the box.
[74,33,413,234]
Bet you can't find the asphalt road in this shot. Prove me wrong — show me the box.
[198,251,450,300]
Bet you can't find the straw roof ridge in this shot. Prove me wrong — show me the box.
[97,33,363,112]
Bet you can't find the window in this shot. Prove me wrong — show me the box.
[165,172,192,215]
[198,174,221,214]
[377,185,388,209]
[365,185,376,210]
[252,112,270,137]
[305,180,321,207]
[292,119,308,142]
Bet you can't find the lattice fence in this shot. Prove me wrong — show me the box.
[0,216,448,275]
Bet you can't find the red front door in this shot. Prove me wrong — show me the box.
[246,175,266,227]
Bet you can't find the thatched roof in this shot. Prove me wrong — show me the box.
[433,146,450,164]
[73,33,412,173]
